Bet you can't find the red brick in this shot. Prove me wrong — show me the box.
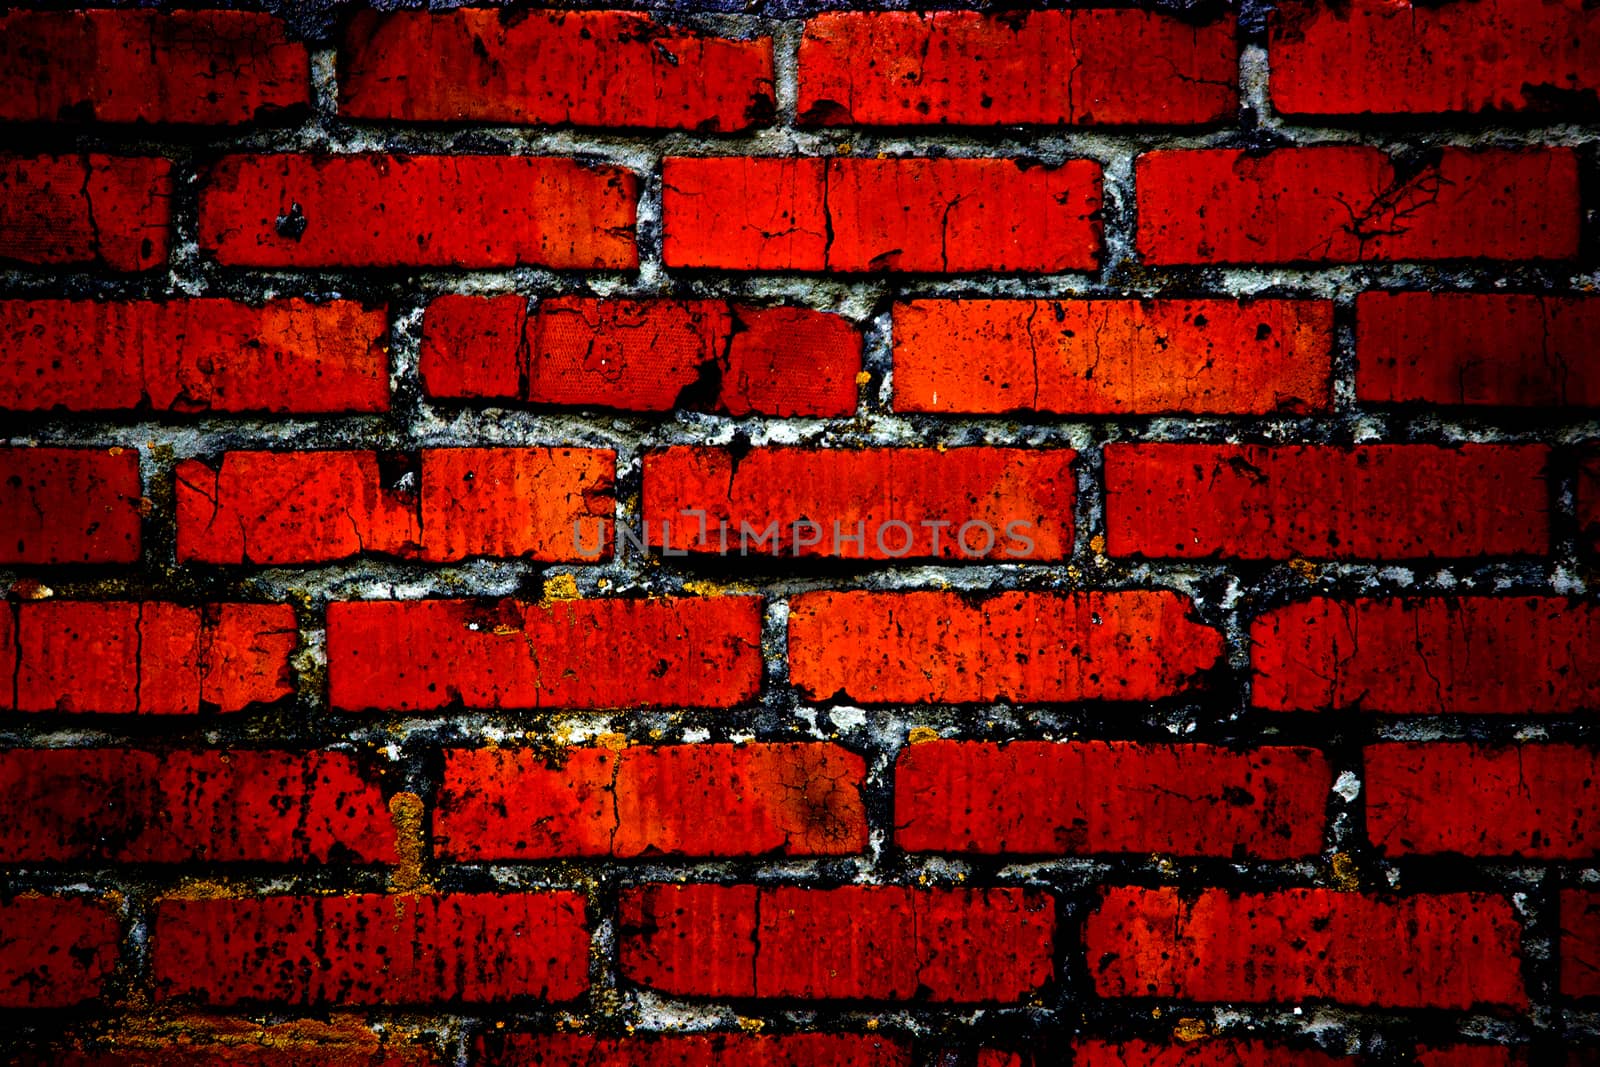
[1271,0,1600,117]
[1072,1041,1352,1067]
[1357,292,1600,407]
[1582,448,1600,554]
[1250,597,1600,714]
[326,597,762,712]
[175,448,612,564]
[421,296,860,416]
[438,743,867,859]
[0,299,388,414]
[798,10,1236,127]
[5,602,296,715]
[0,749,396,863]
[0,155,171,271]
[28,1042,439,1067]
[0,448,142,564]
[789,590,1221,704]
[0,10,308,125]
[642,447,1075,560]
[662,156,1102,272]
[198,154,637,268]
[151,893,588,1006]
[1561,890,1600,998]
[340,10,772,131]
[0,896,119,1008]
[1136,147,1579,264]
[1367,744,1600,858]
[618,884,1053,1001]
[1415,1051,1528,1067]
[896,740,1330,859]
[1085,886,1527,1009]
[893,299,1333,415]
[1104,444,1549,560]
[477,1032,910,1067]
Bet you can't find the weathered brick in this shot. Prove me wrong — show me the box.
[1250,597,1600,714]
[1073,1041,1352,1067]
[3,602,296,715]
[0,896,119,1008]
[0,155,171,271]
[1582,447,1600,555]
[0,10,309,125]
[438,743,867,859]
[1415,1051,1528,1067]
[896,741,1330,858]
[619,884,1054,1001]
[1086,886,1527,1009]
[1136,147,1579,264]
[642,447,1075,560]
[421,296,860,416]
[798,10,1236,126]
[0,749,396,863]
[1561,890,1600,998]
[1366,743,1600,858]
[1271,0,1600,117]
[662,157,1102,272]
[1357,292,1600,407]
[477,1032,910,1066]
[340,10,772,131]
[1104,444,1549,560]
[27,1042,439,1067]
[893,299,1333,415]
[175,448,613,564]
[0,299,388,414]
[198,154,637,268]
[326,597,762,712]
[789,590,1221,704]
[151,893,589,1006]
[0,448,142,564]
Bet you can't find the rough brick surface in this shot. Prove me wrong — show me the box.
[24,1043,439,1067]
[199,155,638,268]
[895,740,1331,858]
[0,155,171,271]
[326,597,762,711]
[1251,597,1600,714]
[340,10,773,131]
[1104,444,1550,560]
[151,893,589,1006]
[618,884,1054,1001]
[1562,891,1600,999]
[1072,1041,1352,1067]
[1085,887,1528,1009]
[1136,148,1580,264]
[0,896,119,1008]
[662,157,1102,272]
[0,448,142,564]
[477,1033,910,1066]
[1582,449,1600,554]
[798,10,1237,127]
[893,298,1334,414]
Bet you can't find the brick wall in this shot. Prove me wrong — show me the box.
[0,1,1597,1063]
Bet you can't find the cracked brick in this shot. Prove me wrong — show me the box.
[0,154,171,271]
[0,448,142,564]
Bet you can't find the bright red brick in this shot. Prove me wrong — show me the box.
[1086,886,1527,1009]
[1073,1041,1352,1067]
[893,299,1333,414]
[421,296,860,416]
[0,896,119,1008]
[0,749,396,863]
[477,1032,910,1067]
[1250,597,1600,714]
[0,448,142,564]
[1271,0,1600,117]
[1561,890,1600,998]
[789,590,1221,704]
[0,155,171,271]
[199,154,637,268]
[438,743,866,859]
[151,893,588,1006]
[662,156,1102,272]
[175,448,612,564]
[896,740,1330,859]
[1357,292,1600,407]
[1136,147,1579,264]
[3,602,296,715]
[340,10,772,131]
[798,10,1236,126]
[642,447,1075,560]
[327,597,762,712]
[618,884,1054,1001]
[0,10,308,125]
[1104,444,1549,560]
[0,299,388,414]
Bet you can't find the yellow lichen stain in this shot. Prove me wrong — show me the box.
[1288,557,1320,581]
[1172,1017,1211,1043]
[387,792,430,894]
[682,577,759,597]
[865,1018,880,1032]
[1089,534,1107,556]
[854,370,872,386]
[908,726,940,745]
[543,574,580,601]
[77,1012,435,1057]
[595,732,628,753]
[1330,851,1361,891]
[736,1017,765,1033]
[159,880,237,901]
